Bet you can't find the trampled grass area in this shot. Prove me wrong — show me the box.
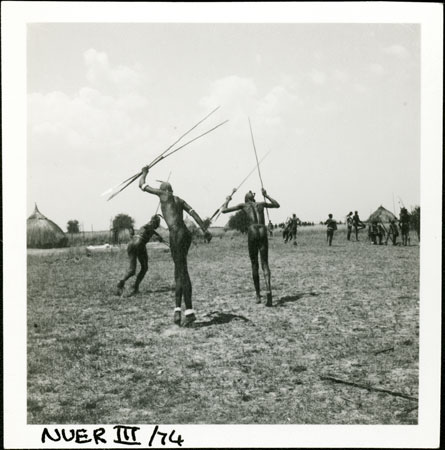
[27,228,419,424]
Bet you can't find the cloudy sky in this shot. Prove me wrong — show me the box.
[27,23,420,230]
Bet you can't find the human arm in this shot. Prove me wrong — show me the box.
[261,188,280,208]
[139,166,163,196]
[220,193,245,214]
[183,200,212,242]
[152,230,164,242]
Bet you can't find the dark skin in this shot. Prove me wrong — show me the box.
[116,215,162,296]
[352,211,365,241]
[139,166,211,320]
[221,189,280,306]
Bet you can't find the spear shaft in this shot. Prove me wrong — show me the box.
[102,107,220,197]
[209,151,271,222]
[107,119,228,201]
[248,118,270,221]
[150,105,220,168]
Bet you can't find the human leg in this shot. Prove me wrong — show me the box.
[171,227,194,325]
[248,229,261,303]
[258,229,272,306]
[328,230,333,246]
[129,247,148,295]
[116,244,137,295]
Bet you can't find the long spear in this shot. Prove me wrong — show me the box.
[150,105,220,168]
[209,151,271,223]
[248,118,270,221]
[101,106,220,197]
[107,118,228,201]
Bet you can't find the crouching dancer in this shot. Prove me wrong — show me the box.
[221,189,280,306]
[139,166,212,327]
[116,214,162,296]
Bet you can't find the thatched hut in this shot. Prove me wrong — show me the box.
[27,204,68,248]
[366,205,397,223]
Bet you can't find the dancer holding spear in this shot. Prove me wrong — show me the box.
[105,107,226,325]
[208,151,271,224]
[221,121,280,306]
[139,167,212,327]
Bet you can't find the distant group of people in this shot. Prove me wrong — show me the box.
[346,211,366,241]
[281,214,300,245]
[327,208,411,246]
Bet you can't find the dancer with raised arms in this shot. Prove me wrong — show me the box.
[221,188,280,306]
[139,166,211,327]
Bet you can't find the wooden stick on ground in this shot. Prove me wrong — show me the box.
[320,375,418,401]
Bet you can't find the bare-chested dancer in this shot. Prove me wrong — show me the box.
[139,166,212,327]
[221,189,280,306]
[116,214,162,297]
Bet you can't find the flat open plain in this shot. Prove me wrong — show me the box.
[27,227,419,424]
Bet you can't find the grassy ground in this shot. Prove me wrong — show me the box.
[27,227,419,424]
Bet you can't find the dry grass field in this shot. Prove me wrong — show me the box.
[27,227,419,424]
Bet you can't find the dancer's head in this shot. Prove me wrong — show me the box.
[245,191,256,202]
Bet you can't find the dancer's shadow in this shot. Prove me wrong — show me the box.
[191,311,251,329]
[275,292,319,307]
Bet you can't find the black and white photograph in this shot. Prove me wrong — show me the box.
[2,2,442,448]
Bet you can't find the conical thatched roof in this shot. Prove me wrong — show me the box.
[366,205,397,223]
[27,204,68,248]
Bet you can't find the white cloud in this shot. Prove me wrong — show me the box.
[199,75,258,118]
[257,85,299,124]
[200,75,300,132]
[383,44,410,59]
[316,102,340,114]
[29,49,151,170]
[332,69,350,83]
[368,63,386,76]
[84,48,144,93]
[353,83,367,93]
[308,69,327,85]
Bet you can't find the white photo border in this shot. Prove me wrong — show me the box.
[2,2,443,448]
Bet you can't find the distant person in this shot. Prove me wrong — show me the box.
[289,213,300,246]
[369,221,380,245]
[387,219,399,245]
[346,212,353,241]
[139,166,212,327]
[222,188,280,306]
[268,220,274,237]
[282,217,291,243]
[377,222,386,245]
[399,207,410,246]
[352,211,366,241]
[325,214,337,246]
[116,215,162,296]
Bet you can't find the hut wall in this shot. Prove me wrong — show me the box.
[27,219,68,248]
